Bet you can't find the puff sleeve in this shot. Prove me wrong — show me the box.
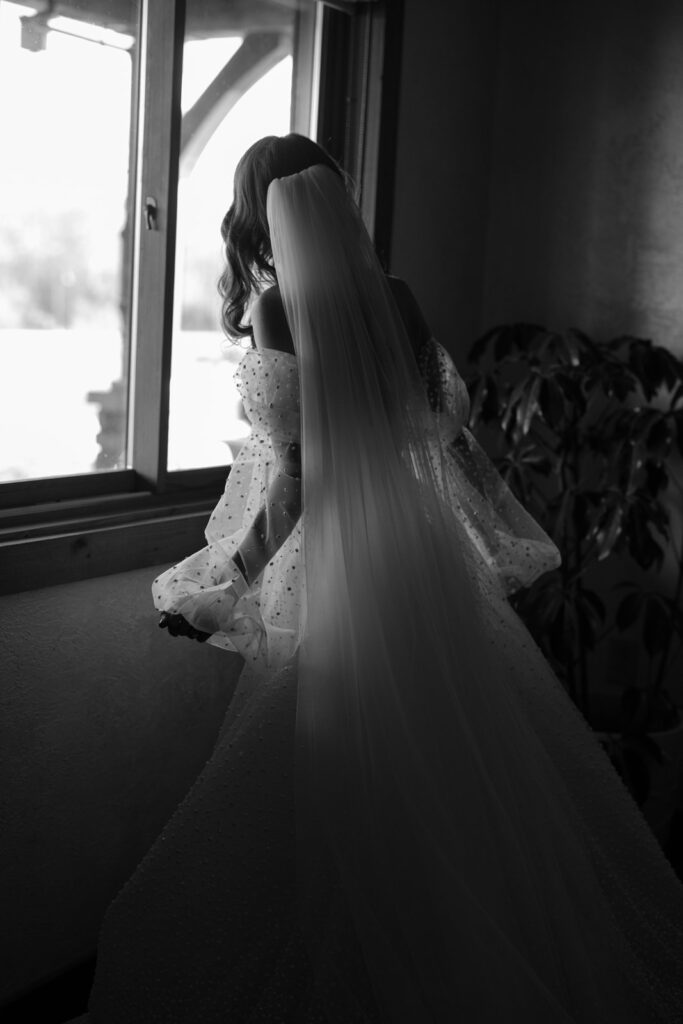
[417,336,560,594]
[151,349,302,659]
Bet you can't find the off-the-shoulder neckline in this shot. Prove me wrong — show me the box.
[240,347,297,361]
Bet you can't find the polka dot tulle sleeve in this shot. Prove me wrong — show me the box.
[417,336,471,443]
[416,338,560,595]
[151,349,304,673]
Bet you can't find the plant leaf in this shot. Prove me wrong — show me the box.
[642,596,672,658]
[468,326,501,365]
[646,416,673,457]
[500,377,529,437]
[595,504,624,561]
[518,374,542,435]
[616,591,644,631]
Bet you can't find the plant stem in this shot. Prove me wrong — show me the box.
[559,452,576,702]
[646,541,683,727]
[566,413,590,717]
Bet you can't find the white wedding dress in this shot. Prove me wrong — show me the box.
[77,167,683,1023]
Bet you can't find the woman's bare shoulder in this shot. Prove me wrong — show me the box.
[251,285,295,355]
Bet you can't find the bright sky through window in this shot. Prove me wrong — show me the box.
[0,0,293,479]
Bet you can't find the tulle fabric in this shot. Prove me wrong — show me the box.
[421,337,561,594]
[265,164,683,1022]
[142,162,683,1022]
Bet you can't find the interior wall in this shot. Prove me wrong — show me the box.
[479,0,683,695]
[389,0,498,366]
[389,0,683,695]
[391,0,683,358]
[481,0,683,355]
[0,566,240,1005]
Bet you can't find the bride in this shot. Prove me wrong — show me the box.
[79,134,683,1022]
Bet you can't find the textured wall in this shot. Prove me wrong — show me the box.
[392,0,683,360]
[0,565,241,1004]
[481,0,683,354]
[478,0,683,692]
[390,0,498,365]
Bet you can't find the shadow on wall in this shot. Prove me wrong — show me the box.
[0,565,240,1006]
[389,0,499,364]
[482,0,683,355]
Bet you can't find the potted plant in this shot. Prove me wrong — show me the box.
[467,324,683,844]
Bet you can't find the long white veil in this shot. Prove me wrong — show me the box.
[267,165,683,1022]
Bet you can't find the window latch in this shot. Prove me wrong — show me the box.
[144,196,158,230]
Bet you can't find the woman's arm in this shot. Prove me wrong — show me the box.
[231,439,301,588]
[385,274,432,361]
[231,286,302,587]
[386,276,470,427]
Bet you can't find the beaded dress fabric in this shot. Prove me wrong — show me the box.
[81,166,683,1024]
[150,347,305,675]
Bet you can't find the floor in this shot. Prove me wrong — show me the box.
[3,810,683,1023]
[0,958,96,1024]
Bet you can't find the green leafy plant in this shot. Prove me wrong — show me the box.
[467,324,683,804]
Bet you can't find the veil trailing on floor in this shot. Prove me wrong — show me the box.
[267,165,683,1022]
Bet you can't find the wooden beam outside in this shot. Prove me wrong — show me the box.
[180,32,292,177]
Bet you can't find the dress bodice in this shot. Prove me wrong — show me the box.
[234,338,470,446]
[234,348,300,444]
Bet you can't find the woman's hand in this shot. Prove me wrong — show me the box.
[158,611,212,643]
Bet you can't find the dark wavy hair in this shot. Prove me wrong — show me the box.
[218,133,345,341]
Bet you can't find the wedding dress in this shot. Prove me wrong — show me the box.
[79,166,683,1023]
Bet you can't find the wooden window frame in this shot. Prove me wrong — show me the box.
[0,0,404,596]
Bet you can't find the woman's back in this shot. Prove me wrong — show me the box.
[250,274,430,360]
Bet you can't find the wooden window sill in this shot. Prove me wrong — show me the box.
[0,484,225,596]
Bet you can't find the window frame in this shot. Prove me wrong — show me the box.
[0,0,404,595]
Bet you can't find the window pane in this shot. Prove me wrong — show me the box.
[0,1,138,482]
[167,1,307,471]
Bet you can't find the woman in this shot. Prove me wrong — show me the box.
[81,134,683,1022]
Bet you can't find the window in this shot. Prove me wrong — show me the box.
[0,1,139,482]
[0,0,403,593]
[168,16,295,471]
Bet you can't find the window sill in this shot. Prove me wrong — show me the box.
[0,485,225,596]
